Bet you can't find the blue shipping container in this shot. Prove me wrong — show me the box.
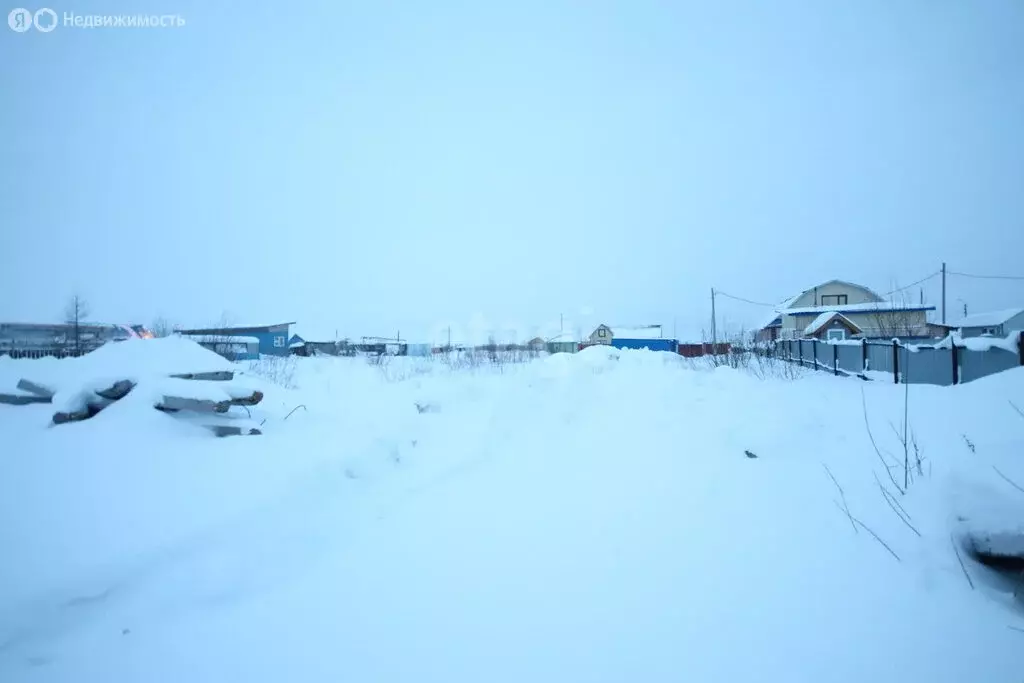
[611,338,678,352]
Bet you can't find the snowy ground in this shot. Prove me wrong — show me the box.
[1,341,1023,681]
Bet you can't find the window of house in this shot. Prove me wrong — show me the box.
[273,336,285,347]
[981,327,998,336]
[826,328,846,341]
[820,294,848,307]
[598,328,606,337]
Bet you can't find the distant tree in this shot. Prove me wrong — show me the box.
[63,294,90,356]
[872,291,923,339]
[150,316,175,338]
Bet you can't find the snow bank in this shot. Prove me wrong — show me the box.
[0,337,234,394]
[1,351,1022,681]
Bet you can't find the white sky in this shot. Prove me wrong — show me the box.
[2,0,1023,343]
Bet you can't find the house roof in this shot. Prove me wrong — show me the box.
[948,308,1024,329]
[546,333,577,343]
[181,333,261,344]
[609,325,664,339]
[758,279,885,330]
[179,322,295,334]
[784,302,935,316]
[804,311,862,336]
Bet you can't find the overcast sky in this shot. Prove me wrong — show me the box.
[2,0,1022,343]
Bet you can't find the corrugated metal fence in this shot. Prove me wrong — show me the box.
[770,333,1024,385]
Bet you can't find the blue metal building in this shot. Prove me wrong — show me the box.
[611,337,679,352]
[177,322,294,357]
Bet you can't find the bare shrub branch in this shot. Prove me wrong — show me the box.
[992,466,1024,495]
[862,388,905,495]
[824,464,858,535]
[872,471,921,537]
[950,535,975,590]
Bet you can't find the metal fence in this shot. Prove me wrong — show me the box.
[769,333,1024,385]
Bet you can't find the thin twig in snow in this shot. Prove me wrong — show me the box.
[850,514,901,563]
[950,535,975,590]
[1009,400,1024,420]
[992,466,1024,495]
[824,464,858,535]
[283,404,308,421]
[873,472,921,537]
[832,500,859,536]
[872,471,913,521]
[862,389,905,495]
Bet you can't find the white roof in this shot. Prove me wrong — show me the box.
[546,333,577,343]
[181,334,260,344]
[784,301,933,315]
[292,327,343,343]
[611,326,664,339]
[948,308,1024,329]
[803,311,861,335]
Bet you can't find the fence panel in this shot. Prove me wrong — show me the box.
[866,343,893,375]
[959,346,1020,383]
[900,347,954,386]
[836,344,863,374]
[812,340,828,370]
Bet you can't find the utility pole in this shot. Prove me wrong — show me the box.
[711,288,718,350]
[941,262,947,324]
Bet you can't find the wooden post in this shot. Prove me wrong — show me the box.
[892,339,900,384]
[798,339,803,367]
[951,339,959,385]
[833,343,839,376]
[861,339,868,374]
[1019,331,1024,367]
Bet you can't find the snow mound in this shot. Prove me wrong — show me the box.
[0,337,235,394]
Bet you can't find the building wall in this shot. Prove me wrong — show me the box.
[588,325,613,345]
[180,325,291,356]
[783,309,929,338]
[611,338,677,352]
[788,281,881,309]
[961,311,1024,338]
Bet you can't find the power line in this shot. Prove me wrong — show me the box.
[714,291,778,308]
[948,270,1024,281]
[880,271,940,297]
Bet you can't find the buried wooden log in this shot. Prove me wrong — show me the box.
[156,396,231,414]
[95,380,135,401]
[169,371,235,381]
[204,425,263,437]
[156,390,262,414]
[53,404,103,425]
[16,379,55,399]
[0,393,52,406]
[227,390,263,407]
[51,381,136,424]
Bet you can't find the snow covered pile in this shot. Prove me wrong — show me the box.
[1,349,1022,681]
[0,337,266,434]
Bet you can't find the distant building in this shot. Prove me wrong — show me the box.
[587,324,664,346]
[947,308,1024,338]
[0,321,146,358]
[176,322,294,357]
[180,334,260,361]
[757,280,934,341]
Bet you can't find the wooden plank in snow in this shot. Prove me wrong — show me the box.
[16,379,55,399]
[95,380,135,401]
[0,393,51,405]
[168,371,235,381]
[227,390,263,407]
[205,425,263,437]
[156,396,231,413]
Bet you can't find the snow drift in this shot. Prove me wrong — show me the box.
[1,345,1022,682]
